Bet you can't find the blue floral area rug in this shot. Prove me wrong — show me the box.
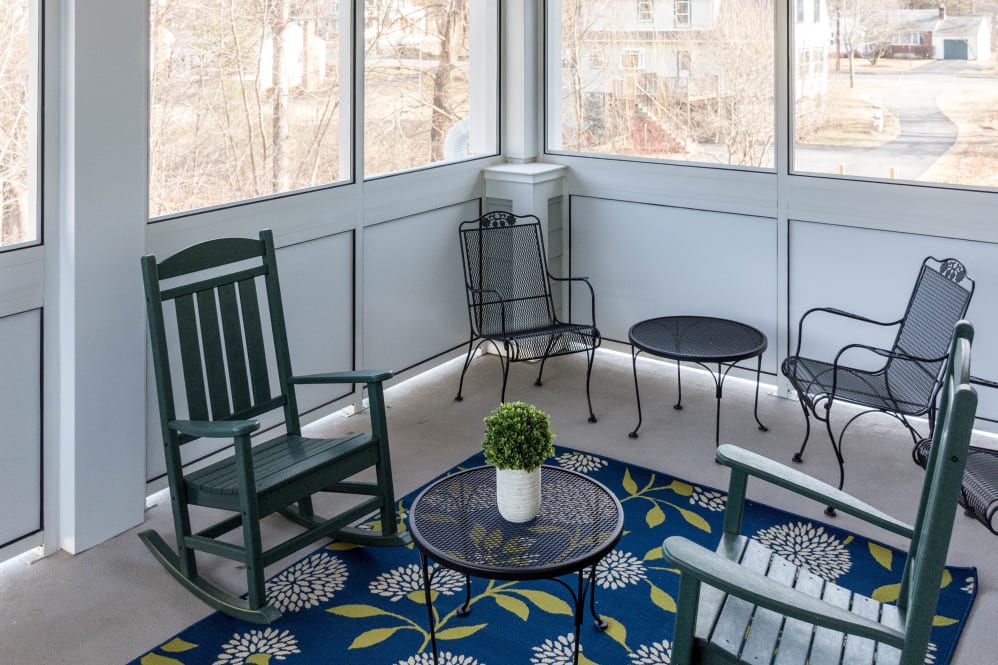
[131,446,976,665]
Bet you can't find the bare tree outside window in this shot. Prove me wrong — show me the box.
[364,0,491,177]
[0,0,35,246]
[149,0,348,217]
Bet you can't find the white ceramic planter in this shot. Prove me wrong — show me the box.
[495,467,542,523]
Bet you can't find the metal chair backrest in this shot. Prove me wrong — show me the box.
[142,230,300,451]
[886,257,974,409]
[459,212,556,338]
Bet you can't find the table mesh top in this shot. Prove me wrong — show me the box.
[409,466,623,578]
[629,316,767,363]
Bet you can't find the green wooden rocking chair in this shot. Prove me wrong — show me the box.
[663,320,977,665]
[140,229,409,623]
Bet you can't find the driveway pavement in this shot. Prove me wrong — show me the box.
[795,60,994,181]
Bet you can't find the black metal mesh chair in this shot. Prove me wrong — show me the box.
[916,375,998,535]
[456,211,601,422]
[782,256,974,494]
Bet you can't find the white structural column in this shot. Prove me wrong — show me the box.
[48,0,148,553]
[503,0,539,162]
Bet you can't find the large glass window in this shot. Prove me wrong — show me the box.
[795,3,998,189]
[550,0,775,169]
[0,0,37,246]
[364,0,498,178]
[149,0,349,217]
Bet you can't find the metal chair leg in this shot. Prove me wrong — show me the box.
[585,346,597,423]
[792,398,813,463]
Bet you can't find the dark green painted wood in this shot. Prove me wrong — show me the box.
[175,294,209,422]
[140,229,409,623]
[662,321,977,665]
[197,289,231,420]
[218,283,252,411]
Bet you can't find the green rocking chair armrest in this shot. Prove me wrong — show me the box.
[662,536,907,648]
[169,419,260,438]
[716,444,914,538]
[289,369,394,385]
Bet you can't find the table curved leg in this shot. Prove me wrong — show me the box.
[674,360,683,410]
[588,565,607,631]
[629,347,643,438]
[419,552,439,665]
[458,575,471,616]
[754,354,768,432]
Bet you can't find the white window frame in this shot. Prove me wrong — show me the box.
[674,0,690,27]
[638,0,654,23]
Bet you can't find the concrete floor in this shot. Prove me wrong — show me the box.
[0,346,994,664]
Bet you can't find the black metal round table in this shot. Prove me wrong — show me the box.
[627,315,768,445]
[408,465,624,665]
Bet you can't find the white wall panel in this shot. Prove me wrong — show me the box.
[571,196,780,374]
[789,221,998,423]
[278,234,355,414]
[362,201,480,372]
[0,309,42,546]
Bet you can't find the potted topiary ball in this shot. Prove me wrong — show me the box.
[482,401,555,522]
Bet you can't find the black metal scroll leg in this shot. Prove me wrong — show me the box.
[455,339,476,401]
[457,576,471,616]
[792,399,813,463]
[420,553,439,664]
[589,565,607,631]
[628,347,643,438]
[499,352,510,404]
[585,345,598,423]
[713,363,723,447]
[824,417,845,516]
[572,570,585,665]
[754,355,768,432]
[674,361,684,410]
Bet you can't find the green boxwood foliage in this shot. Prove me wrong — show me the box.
[481,402,555,471]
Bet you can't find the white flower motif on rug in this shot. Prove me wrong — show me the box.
[394,651,485,665]
[753,521,852,580]
[555,451,608,474]
[688,486,726,512]
[211,627,300,665]
[962,576,975,594]
[595,550,648,590]
[630,639,672,664]
[924,641,938,664]
[370,563,465,601]
[531,633,578,665]
[265,552,348,612]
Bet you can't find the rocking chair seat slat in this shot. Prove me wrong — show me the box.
[186,433,377,504]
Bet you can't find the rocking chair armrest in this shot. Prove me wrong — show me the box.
[169,419,260,439]
[662,536,908,648]
[716,444,914,538]
[290,370,394,385]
